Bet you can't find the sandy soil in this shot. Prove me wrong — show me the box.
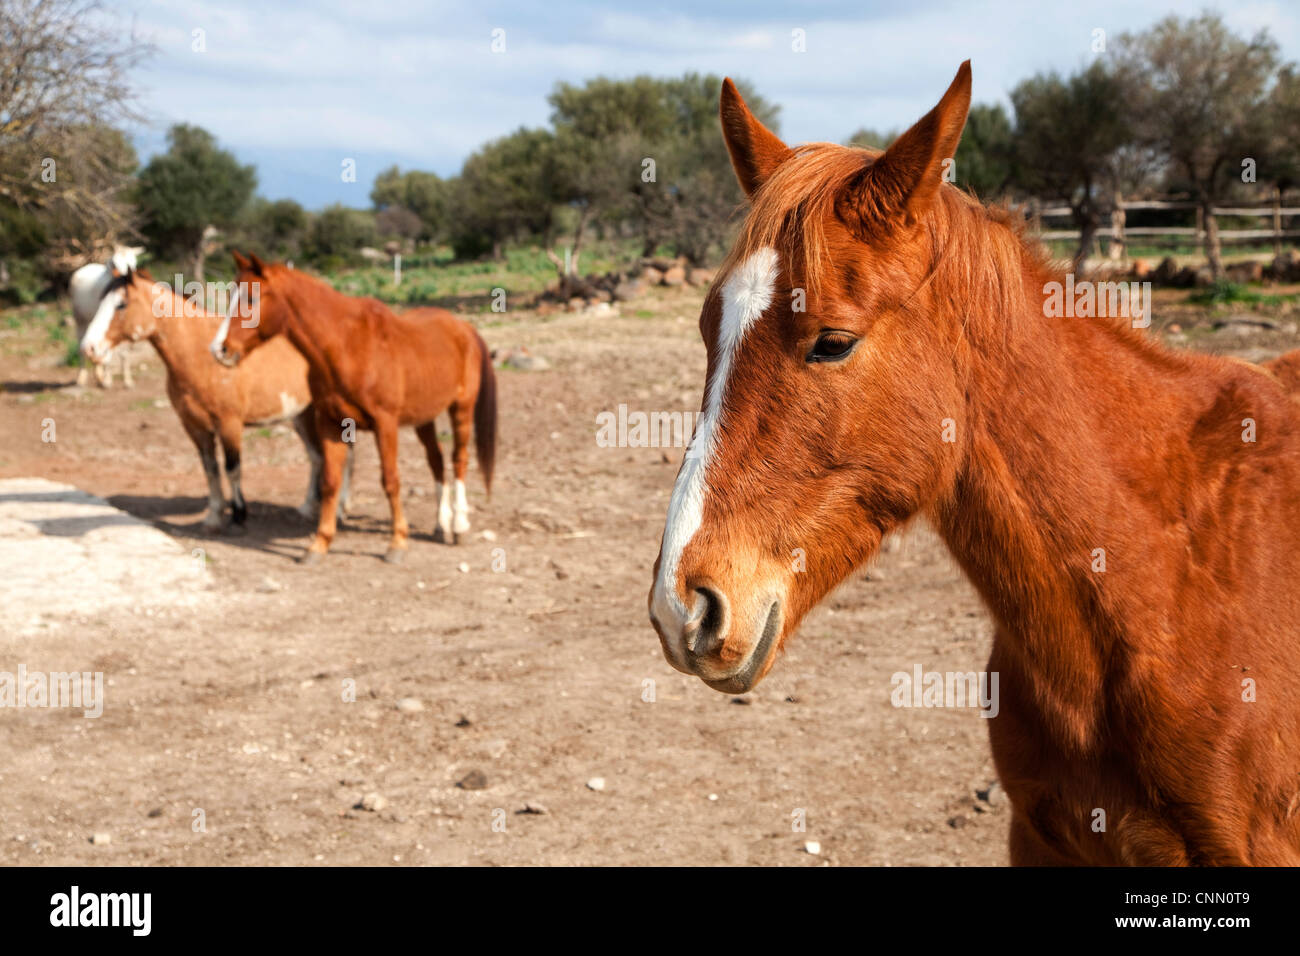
[0,283,1294,865]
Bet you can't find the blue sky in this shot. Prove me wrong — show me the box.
[119,0,1300,210]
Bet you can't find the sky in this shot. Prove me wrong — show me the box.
[116,0,1300,210]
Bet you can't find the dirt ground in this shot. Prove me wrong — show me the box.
[1,282,1296,866]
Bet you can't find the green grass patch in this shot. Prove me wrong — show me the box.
[1187,281,1300,308]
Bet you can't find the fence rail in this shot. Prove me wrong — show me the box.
[1030,191,1298,258]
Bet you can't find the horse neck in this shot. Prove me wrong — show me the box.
[277,272,363,371]
[927,222,1197,748]
[145,287,219,379]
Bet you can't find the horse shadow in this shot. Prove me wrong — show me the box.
[105,494,446,562]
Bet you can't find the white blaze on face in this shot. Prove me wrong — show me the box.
[210,285,239,360]
[651,247,779,640]
[80,286,124,362]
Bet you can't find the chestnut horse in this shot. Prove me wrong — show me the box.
[649,63,1300,865]
[212,253,496,564]
[80,266,353,529]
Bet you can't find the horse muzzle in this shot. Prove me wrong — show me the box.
[650,584,783,694]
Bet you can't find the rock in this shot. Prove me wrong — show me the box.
[518,802,548,815]
[586,777,606,792]
[1152,257,1181,284]
[359,792,388,812]
[1269,250,1300,281]
[91,832,112,845]
[497,346,550,372]
[147,807,163,818]
[256,576,283,593]
[395,697,424,714]
[662,266,687,287]
[455,715,472,728]
[976,780,1006,809]
[457,769,488,790]
[687,268,715,287]
[1131,258,1154,279]
[1225,260,1264,283]
[480,530,497,541]
[730,696,751,705]
[641,266,665,285]
[804,840,821,855]
[458,562,470,573]
[612,280,644,301]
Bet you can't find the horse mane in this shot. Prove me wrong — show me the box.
[719,141,1170,353]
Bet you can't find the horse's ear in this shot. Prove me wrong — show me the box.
[838,60,971,233]
[720,78,792,198]
[232,250,250,271]
[249,253,267,275]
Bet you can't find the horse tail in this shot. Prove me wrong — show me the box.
[472,328,497,495]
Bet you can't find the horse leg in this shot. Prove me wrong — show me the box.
[340,442,355,517]
[185,424,225,531]
[292,410,323,520]
[374,416,409,562]
[75,355,90,388]
[416,422,450,543]
[120,349,133,389]
[217,418,247,527]
[449,400,473,543]
[95,356,111,388]
[303,426,348,563]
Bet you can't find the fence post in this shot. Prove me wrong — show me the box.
[1109,191,1126,264]
[1274,188,1284,260]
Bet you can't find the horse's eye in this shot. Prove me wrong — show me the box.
[807,331,858,363]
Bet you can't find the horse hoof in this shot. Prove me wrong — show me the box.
[384,548,407,565]
[226,523,248,538]
[452,532,462,546]
[298,550,323,566]
[432,527,448,545]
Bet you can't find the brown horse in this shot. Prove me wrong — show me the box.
[80,266,353,529]
[649,63,1300,865]
[1262,349,1300,398]
[212,252,496,564]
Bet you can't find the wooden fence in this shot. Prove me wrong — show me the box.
[1030,191,1300,260]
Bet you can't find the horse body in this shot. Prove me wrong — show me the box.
[213,254,496,563]
[938,269,1300,865]
[648,63,1300,865]
[80,269,352,528]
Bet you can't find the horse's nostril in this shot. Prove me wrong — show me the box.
[685,586,728,656]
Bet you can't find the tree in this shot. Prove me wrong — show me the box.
[846,128,897,149]
[307,204,377,261]
[371,166,449,242]
[1010,62,1132,272]
[1117,13,1280,278]
[548,73,779,269]
[135,124,256,282]
[237,197,308,261]
[448,127,557,260]
[955,104,1013,199]
[0,0,149,277]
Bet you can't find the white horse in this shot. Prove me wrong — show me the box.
[71,246,144,387]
